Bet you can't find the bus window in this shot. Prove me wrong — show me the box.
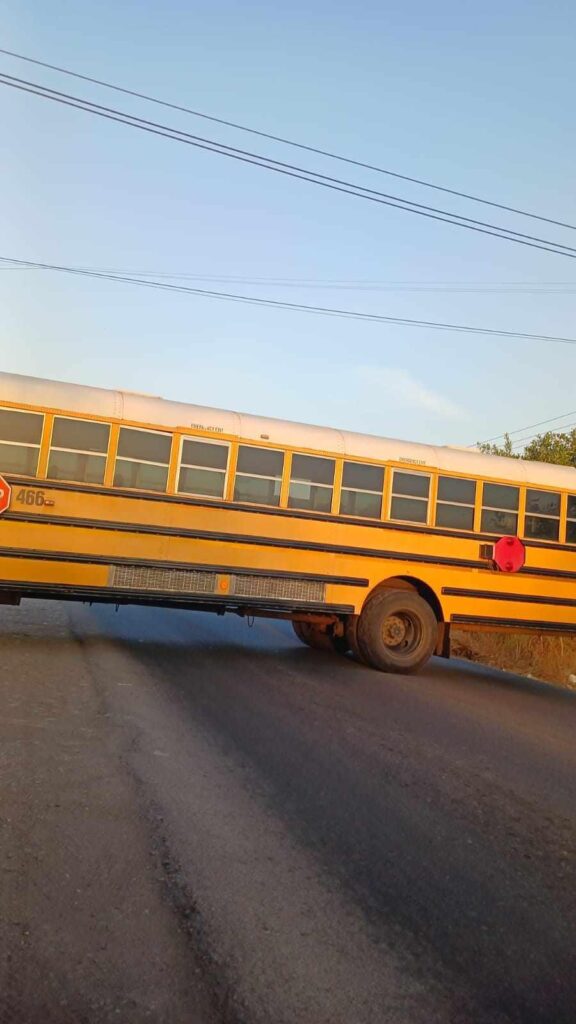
[233,446,284,506]
[566,496,576,544]
[339,461,384,518]
[524,489,560,542]
[435,476,476,530]
[48,417,110,484]
[481,482,519,535]
[390,471,430,524]
[178,439,229,499]
[114,427,171,492]
[288,454,334,512]
[0,408,43,476]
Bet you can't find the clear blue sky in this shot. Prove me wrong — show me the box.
[1,0,575,447]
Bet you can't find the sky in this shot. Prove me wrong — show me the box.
[1,0,575,449]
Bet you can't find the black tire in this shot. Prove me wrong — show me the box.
[356,590,438,674]
[345,615,369,665]
[292,620,349,654]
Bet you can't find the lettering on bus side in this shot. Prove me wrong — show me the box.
[15,487,54,508]
[189,423,224,433]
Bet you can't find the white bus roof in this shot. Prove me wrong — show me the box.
[3,370,575,490]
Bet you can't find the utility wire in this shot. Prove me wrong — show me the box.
[4,70,576,257]
[0,45,574,233]
[3,255,576,345]
[2,263,576,293]
[511,420,576,448]
[2,72,576,261]
[5,70,575,257]
[481,409,576,444]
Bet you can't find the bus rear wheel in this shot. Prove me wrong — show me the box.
[345,615,369,665]
[292,620,349,654]
[356,590,437,674]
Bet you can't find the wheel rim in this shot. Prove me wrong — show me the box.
[381,611,422,655]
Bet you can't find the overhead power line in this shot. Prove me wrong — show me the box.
[511,421,576,449]
[3,263,576,293]
[514,420,576,443]
[2,72,576,261]
[0,45,574,234]
[3,255,576,346]
[481,409,576,445]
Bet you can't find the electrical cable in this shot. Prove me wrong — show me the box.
[510,421,576,449]
[2,264,576,293]
[1,45,574,233]
[481,410,576,445]
[3,255,576,345]
[2,72,576,260]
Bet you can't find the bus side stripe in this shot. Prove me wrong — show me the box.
[443,587,576,608]
[7,477,576,553]
[0,579,355,615]
[0,547,369,587]
[8,477,496,539]
[7,513,576,583]
[451,614,576,633]
[0,516,487,570]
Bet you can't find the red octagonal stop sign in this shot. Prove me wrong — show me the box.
[0,475,11,515]
[493,535,525,573]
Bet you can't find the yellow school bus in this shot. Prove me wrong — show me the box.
[1,370,575,673]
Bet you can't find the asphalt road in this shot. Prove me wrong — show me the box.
[1,601,575,1024]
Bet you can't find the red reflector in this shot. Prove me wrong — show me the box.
[493,535,525,573]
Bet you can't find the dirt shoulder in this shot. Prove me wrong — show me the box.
[452,629,576,689]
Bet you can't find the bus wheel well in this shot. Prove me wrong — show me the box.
[365,576,444,623]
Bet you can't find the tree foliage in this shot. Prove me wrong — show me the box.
[478,430,576,466]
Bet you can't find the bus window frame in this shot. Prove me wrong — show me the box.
[46,413,111,486]
[339,458,385,520]
[434,474,477,532]
[522,487,561,543]
[287,451,335,513]
[113,424,173,493]
[0,405,45,479]
[176,434,231,501]
[233,442,285,508]
[565,494,576,544]
[388,468,431,526]
[480,480,520,536]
